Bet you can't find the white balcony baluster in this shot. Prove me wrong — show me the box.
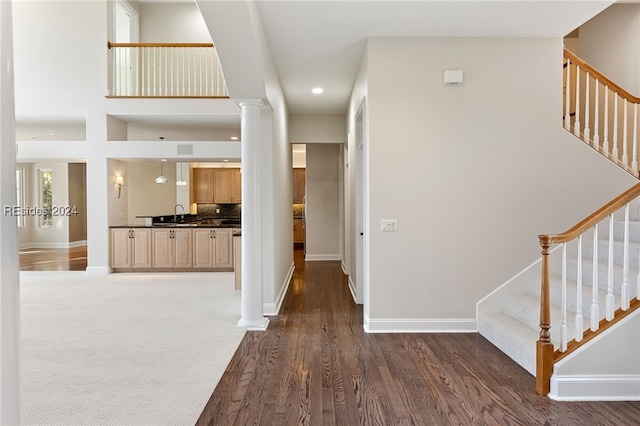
[561,243,568,352]
[612,94,619,161]
[594,80,600,149]
[622,203,630,311]
[606,214,615,321]
[574,66,581,138]
[603,86,610,156]
[584,72,590,143]
[622,101,629,168]
[575,235,584,342]
[591,224,600,332]
[633,104,638,175]
[565,58,571,131]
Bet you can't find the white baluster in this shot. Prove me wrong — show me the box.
[623,100,629,168]
[584,72,590,143]
[575,235,584,342]
[622,203,630,311]
[606,214,615,321]
[565,58,572,131]
[561,243,568,352]
[603,86,609,155]
[633,103,638,176]
[591,223,600,331]
[613,94,619,161]
[594,80,600,149]
[574,66,581,137]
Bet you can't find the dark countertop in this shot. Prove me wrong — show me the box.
[110,223,240,229]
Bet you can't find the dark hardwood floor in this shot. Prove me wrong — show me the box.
[19,246,87,271]
[197,250,640,425]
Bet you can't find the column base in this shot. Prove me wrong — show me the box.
[237,317,270,331]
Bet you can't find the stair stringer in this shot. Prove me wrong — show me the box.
[549,308,640,401]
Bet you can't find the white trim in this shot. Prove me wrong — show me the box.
[348,275,357,303]
[19,241,87,250]
[85,266,112,275]
[305,254,341,261]
[263,261,294,316]
[341,260,347,275]
[364,316,477,333]
[549,375,640,401]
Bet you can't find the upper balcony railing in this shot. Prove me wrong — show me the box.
[107,42,229,98]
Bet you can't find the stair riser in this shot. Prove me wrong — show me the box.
[582,240,640,267]
[561,260,639,295]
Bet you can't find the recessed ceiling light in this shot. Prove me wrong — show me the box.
[48,132,55,136]
[223,159,229,162]
[230,136,239,141]
[312,87,324,94]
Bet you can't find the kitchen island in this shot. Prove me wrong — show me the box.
[110,220,240,272]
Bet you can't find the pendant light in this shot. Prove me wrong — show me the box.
[155,159,168,184]
[176,162,187,186]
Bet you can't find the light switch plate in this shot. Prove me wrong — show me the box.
[381,219,397,232]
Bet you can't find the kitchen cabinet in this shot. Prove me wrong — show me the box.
[293,168,305,203]
[152,228,193,268]
[194,168,214,203]
[193,228,233,268]
[193,168,241,204]
[110,228,152,269]
[293,218,305,244]
[213,169,241,204]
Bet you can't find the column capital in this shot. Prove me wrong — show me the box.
[237,98,265,110]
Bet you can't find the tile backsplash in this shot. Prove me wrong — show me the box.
[197,204,241,218]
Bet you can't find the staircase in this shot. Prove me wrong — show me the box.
[478,203,640,375]
[478,48,640,398]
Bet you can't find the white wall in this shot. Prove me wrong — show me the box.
[126,161,177,225]
[306,144,341,260]
[139,2,211,43]
[13,1,107,115]
[356,37,636,331]
[289,115,346,144]
[578,3,640,94]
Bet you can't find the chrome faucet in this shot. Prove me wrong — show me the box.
[174,204,185,222]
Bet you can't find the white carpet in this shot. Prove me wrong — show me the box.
[19,271,246,426]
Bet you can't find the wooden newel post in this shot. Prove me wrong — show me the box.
[536,236,554,395]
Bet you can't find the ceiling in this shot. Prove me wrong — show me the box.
[252,0,615,115]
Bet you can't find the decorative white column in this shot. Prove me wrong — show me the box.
[0,1,21,423]
[237,99,269,330]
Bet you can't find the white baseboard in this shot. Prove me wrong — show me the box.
[364,315,477,333]
[348,276,357,303]
[264,261,295,316]
[305,254,341,261]
[341,261,347,275]
[549,374,640,401]
[19,241,87,250]
[85,266,112,275]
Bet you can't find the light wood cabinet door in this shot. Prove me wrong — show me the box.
[293,168,305,203]
[152,228,193,268]
[194,168,214,203]
[152,228,173,268]
[213,169,241,204]
[172,228,193,268]
[131,229,152,268]
[193,228,215,268]
[111,228,152,269]
[232,169,242,203]
[111,228,133,268]
[213,228,233,268]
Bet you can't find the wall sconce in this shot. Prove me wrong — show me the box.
[115,175,124,199]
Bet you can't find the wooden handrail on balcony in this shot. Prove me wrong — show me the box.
[564,49,640,104]
[536,182,640,395]
[108,42,214,49]
[107,41,227,98]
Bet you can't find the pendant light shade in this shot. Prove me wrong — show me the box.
[155,159,168,184]
[176,162,187,186]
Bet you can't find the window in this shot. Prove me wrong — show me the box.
[16,168,25,227]
[39,169,52,227]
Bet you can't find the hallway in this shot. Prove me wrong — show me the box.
[197,250,640,425]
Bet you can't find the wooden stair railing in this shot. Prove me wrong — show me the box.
[564,49,640,178]
[107,42,228,98]
[537,182,640,395]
